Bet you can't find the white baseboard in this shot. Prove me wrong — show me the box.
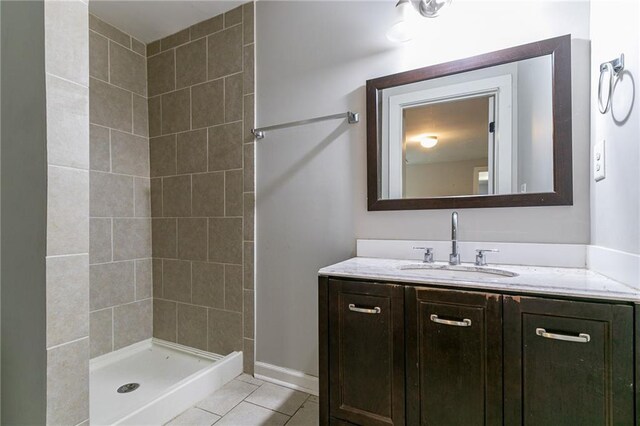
[587,245,640,289]
[254,362,319,396]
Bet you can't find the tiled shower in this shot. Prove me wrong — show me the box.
[22,2,257,424]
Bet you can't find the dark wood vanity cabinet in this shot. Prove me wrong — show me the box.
[406,288,502,425]
[327,279,405,425]
[320,276,637,426]
[503,295,635,425]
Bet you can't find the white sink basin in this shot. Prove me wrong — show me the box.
[398,264,518,280]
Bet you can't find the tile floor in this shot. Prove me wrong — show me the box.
[165,374,319,425]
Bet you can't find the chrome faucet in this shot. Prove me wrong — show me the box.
[449,212,461,265]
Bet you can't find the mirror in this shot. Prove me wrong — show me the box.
[367,35,573,210]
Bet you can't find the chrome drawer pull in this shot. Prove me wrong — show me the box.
[536,328,591,343]
[348,304,381,314]
[430,314,471,327]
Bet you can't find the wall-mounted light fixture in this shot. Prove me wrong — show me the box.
[419,135,438,149]
[386,0,453,42]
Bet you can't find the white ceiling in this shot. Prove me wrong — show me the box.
[89,1,245,44]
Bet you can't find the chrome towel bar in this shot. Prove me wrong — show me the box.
[251,111,359,140]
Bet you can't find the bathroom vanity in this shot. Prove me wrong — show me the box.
[318,258,638,425]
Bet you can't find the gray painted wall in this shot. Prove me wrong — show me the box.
[256,1,590,376]
[590,1,639,256]
[1,0,48,422]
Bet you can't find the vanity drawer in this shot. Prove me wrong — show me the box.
[406,287,503,426]
[328,279,405,426]
[504,296,634,425]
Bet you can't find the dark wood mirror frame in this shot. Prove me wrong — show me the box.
[366,35,573,211]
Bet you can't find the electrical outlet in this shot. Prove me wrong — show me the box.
[594,140,606,182]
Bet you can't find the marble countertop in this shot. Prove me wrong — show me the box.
[319,257,640,303]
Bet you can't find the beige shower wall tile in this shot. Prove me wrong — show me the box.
[224,264,242,313]
[243,94,255,144]
[47,166,89,256]
[148,96,162,137]
[133,94,149,137]
[90,171,134,217]
[153,259,163,298]
[134,177,152,218]
[177,129,208,174]
[163,175,192,217]
[89,14,131,48]
[136,259,153,300]
[148,49,175,96]
[243,44,254,95]
[190,15,223,40]
[112,218,152,261]
[90,77,133,132]
[131,38,146,55]
[90,261,135,310]
[225,73,243,123]
[243,3,254,45]
[177,303,208,351]
[153,299,176,342]
[192,261,224,309]
[111,130,149,177]
[45,0,88,86]
[46,254,89,348]
[161,28,190,51]
[191,79,224,129]
[90,218,112,264]
[147,40,161,57]
[162,89,191,134]
[208,309,242,354]
[90,308,113,358]
[114,299,152,349]
[150,135,177,177]
[209,217,242,264]
[176,38,207,89]
[89,31,109,82]
[152,218,177,259]
[177,218,208,261]
[243,290,254,339]
[109,41,146,96]
[192,172,225,217]
[243,143,254,192]
[46,74,89,169]
[243,242,254,290]
[225,169,243,217]
[151,178,163,217]
[243,338,254,375]
[224,5,242,27]
[208,122,243,171]
[47,338,89,426]
[207,25,242,80]
[162,259,192,303]
[243,192,254,241]
[90,124,110,172]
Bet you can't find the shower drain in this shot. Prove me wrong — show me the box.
[117,383,140,394]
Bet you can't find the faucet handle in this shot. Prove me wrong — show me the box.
[475,249,499,266]
[413,247,435,263]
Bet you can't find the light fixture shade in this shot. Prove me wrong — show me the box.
[419,136,438,148]
[386,0,415,42]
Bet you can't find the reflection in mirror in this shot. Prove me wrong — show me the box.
[380,55,553,200]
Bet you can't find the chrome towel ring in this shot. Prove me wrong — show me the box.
[598,53,625,114]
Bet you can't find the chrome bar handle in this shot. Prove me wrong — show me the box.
[430,314,471,327]
[348,304,381,314]
[536,328,591,343]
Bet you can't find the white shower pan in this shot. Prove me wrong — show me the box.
[90,339,242,425]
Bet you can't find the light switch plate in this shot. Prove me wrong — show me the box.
[594,140,606,182]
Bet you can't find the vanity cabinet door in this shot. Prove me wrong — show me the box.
[328,279,405,426]
[406,287,503,426]
[504,295,634,425]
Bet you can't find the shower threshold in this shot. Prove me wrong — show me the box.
[90,338,242,425]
